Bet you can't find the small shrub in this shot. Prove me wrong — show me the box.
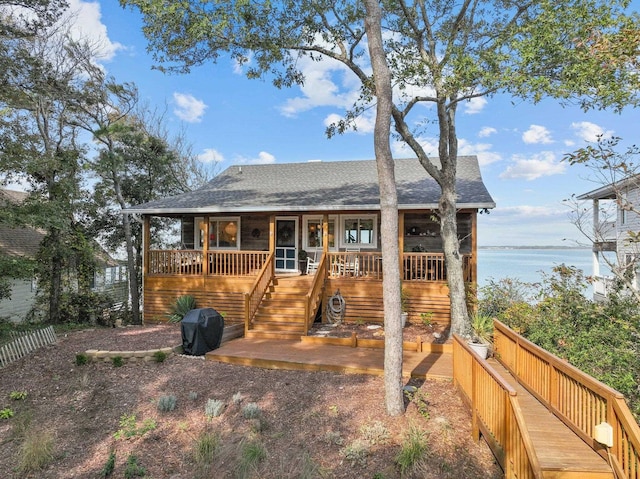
[153,350,167,363]
[205,398,225,418]
[188,391,198,401]
[404,388,430,419]
[232,392,243,404]
[114,414,157,439]
[236,440,267,478]
[111,356,124,367]
[360,420,391,445]
[1,407,14,419]
[167,295,197,323]
[124,454,146,479]
[75,353,89,366]
[157,394,177,413]
[342,439,369,467]
[18,429,55,473]
[420,312,434,327]
[323,430,344,446]
[9,391,27,401]
[100,450,116,478]
[193,430,220,468]
[395,425,429,475]
[241,402,261,419]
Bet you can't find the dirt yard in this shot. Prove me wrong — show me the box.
[0,324,501,478]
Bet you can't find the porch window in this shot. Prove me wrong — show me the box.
[200,217,240,249]
[340,215,377,249]
[303,216,336,251]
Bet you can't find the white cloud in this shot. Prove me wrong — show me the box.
[571,121,614,142]
[463,97,487,115]
[323,110,376,135]
[500,151,566,180]
[198,149,224,164]
[478,127,497,138]
[235,151,276,165]
[458,139,502,166]
[522,125,553,145]
[67,0,124,62]
[173,93,207,123]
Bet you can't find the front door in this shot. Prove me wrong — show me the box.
[275,217,298,272]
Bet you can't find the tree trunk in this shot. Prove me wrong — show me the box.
[48,228,63,324]
[364,0,404,416]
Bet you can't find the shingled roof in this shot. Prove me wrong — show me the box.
[126,157,495,214]
[0,189,44,258]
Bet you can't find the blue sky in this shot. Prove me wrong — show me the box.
[66,0,640,247]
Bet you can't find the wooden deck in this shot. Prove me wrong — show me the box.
[206,337,453,379]
[488,358,613,479]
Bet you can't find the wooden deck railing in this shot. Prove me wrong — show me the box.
[305,253,328,331]
[327,251,383,279]
[453,335,541,478]
[244,253,275,334]
[148,250,268,276]
[494,319,640,479]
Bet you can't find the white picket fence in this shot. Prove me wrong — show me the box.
[0,326,57,368]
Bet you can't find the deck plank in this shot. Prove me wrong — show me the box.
[488,358,613,479]
[206,337,453,380]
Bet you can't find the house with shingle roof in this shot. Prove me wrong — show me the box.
[0,189,128,322]
[127,157,495,337]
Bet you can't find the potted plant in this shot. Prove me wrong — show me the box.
[401,287,409,327]
[468,312,493,359]
[298,249,309,275]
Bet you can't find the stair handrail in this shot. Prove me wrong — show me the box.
[493,319,640,478]
[304,253,328,332]
[453,335,541,478]
[244,253,274,335]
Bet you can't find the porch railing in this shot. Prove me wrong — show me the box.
[305,253,328,331]
[402,252,473,282]
[147,250,268,276]
[493,319,640,478]
[327,251,383,279]
[244,253,275,334]
[453,335,541,478]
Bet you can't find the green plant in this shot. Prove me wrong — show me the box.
[124,454,146,478]
[241,402,261,419]
[401,287,409,313]
[153,350,167,362]
[342,438,369,467]
[298,249,308,260]
[75,353,89,365]
[111,356,124,367]
[236,440,267,478]
[167,295,197,323]
[404,388,430,419]
[360,421,391,445]
[1,407,14,419]
[114,414,157,439]
[157,394,177,412]
[470,312,493,343]
[18,429,55,473]
[395,425,429,475]
[205,398,225,418]
[9,391,27,401]
[101,450,116,478]
[420,312,434,327]
[189,391,198,401]
[193,430,220,468]
[323,430,344,446]
[232,392,243,404]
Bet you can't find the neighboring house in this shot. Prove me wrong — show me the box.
[0,189,128,322]
[578,177,640,300]
[126,157,495,337]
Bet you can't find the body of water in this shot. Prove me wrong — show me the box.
[477,248,594,287]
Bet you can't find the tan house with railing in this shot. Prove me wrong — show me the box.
[126,157,495,338]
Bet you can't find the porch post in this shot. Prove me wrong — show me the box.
[322,214,329,254]
[202,216,209,276]
[142,216,150,278]
[471,211,478,284]
[269,215,275,253]
[398,211,405,279]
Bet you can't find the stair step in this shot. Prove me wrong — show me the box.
[252,322,306,333]
[245,330,303,340]
[253,313,306,324]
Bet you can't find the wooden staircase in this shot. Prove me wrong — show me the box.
[246,275,315,340]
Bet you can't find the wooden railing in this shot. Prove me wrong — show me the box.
[305,253,328,331]
[147,250,267,276]
[494,319,640,479]
[453,335,541,478]
[244,253,275,334]
[402,253,473,282]
[327,251,382,279]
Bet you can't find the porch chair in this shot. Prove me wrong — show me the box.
[306,251,320,274]
[343,248,360,276]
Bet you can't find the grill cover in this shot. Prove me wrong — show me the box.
[181,308,225,355]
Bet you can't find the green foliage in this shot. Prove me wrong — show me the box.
[205,398,225,418]
[101,450,116,478]
[193,430,220,468]
[9,391,28,401]
[157,395,177,413]
[124,454,146,479]
[342,439,369,467]
[420,312,433,327]
[114,414,157,439]
[478,277,535,318]
[153,350,167,362]
[469,312,493,343]
[166,295,196,323]
[241,402,261,419]
[404,388,430,419]
[360,421,390,445]
[236,440,267,478]
[18,429,55,473]
[0,407,14,419]
[75,353,89,366]
[231,392,243,404]
[395,425,429,475]
[111,356,124,367]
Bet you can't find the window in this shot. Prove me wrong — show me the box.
[340,215,377,248]
[303,216,336,251]
[194,217,240,249]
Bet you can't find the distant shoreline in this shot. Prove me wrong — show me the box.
[479,245,590,250]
